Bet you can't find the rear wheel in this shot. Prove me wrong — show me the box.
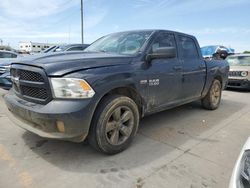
[202,79,222,110]
[88,95,139,154]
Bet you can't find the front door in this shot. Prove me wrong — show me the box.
[146,32,182,109]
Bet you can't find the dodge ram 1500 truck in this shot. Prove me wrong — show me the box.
[4,30,229,154]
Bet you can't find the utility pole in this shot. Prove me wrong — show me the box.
[81,0,84,44]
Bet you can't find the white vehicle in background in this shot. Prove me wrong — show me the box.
[229,137,250,188]
[227,54,250,90]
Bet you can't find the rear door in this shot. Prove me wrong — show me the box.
[146,32,182,108]
[177,35,206,100]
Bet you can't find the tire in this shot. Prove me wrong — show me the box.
[88,95,140,154]
[202,79,222,110]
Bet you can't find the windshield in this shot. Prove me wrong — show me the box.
[227,56,250,66]
[42,46,57,53]
[84,31,153,55]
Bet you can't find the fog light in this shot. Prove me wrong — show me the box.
[56,121,65,133]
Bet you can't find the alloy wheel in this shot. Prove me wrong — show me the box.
[105,106,134,145]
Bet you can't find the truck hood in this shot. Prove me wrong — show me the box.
[230,65,250,71]
[11,52,135,76]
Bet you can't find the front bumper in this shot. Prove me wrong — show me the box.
[227,78,250,89]
[4,90,96,142]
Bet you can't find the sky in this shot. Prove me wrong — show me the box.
[0,0,250,52]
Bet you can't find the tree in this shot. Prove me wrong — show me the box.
[243,51,250,54]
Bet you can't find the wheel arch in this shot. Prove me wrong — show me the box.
[94,86,145,118]
[202,73,224,98]
[214,75,223,85]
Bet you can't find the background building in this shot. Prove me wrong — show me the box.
[19,42,58,53]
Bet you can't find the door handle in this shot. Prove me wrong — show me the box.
[173,66,182,71]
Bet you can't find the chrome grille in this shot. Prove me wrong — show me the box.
[229,71,241,77]
[0,66,7,75]
[228,71,245,77]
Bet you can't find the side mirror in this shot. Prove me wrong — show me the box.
[219,50,228,59]
[146,47,176,62]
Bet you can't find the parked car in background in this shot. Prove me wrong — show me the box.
[0,50,20,89]
[42,44,89,53]
[201,45,234,60]
[229,137,250,188]
[0,44,89,89]
[227,54,250,90]
[4,30,229,154]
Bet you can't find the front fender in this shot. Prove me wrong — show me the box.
[63,64,145,123]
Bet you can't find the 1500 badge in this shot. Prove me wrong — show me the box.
[140,79,160,86]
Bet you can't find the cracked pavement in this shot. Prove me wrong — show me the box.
[0,89,249,188]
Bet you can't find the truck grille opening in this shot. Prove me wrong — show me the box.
[21,70,44,82]
[21,85,48,100]
[10,67,51,103]
[11,69,44,82]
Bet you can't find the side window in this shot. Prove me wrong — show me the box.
[11,54,17,58]
[150,33,176,53]
[67,47,83,51]
[178,36,199,59]
[3,52,14,58]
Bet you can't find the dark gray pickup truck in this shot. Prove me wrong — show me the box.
[4,30,229,154]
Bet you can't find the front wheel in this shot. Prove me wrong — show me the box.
[202,79,222,110]
[88,95,139,154]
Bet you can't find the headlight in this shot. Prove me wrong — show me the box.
[238,150,250,187]
[0,65,11,72]
[241,71,248,77]
[50,78,95,99]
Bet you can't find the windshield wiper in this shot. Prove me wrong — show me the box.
[84,50,107,53]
